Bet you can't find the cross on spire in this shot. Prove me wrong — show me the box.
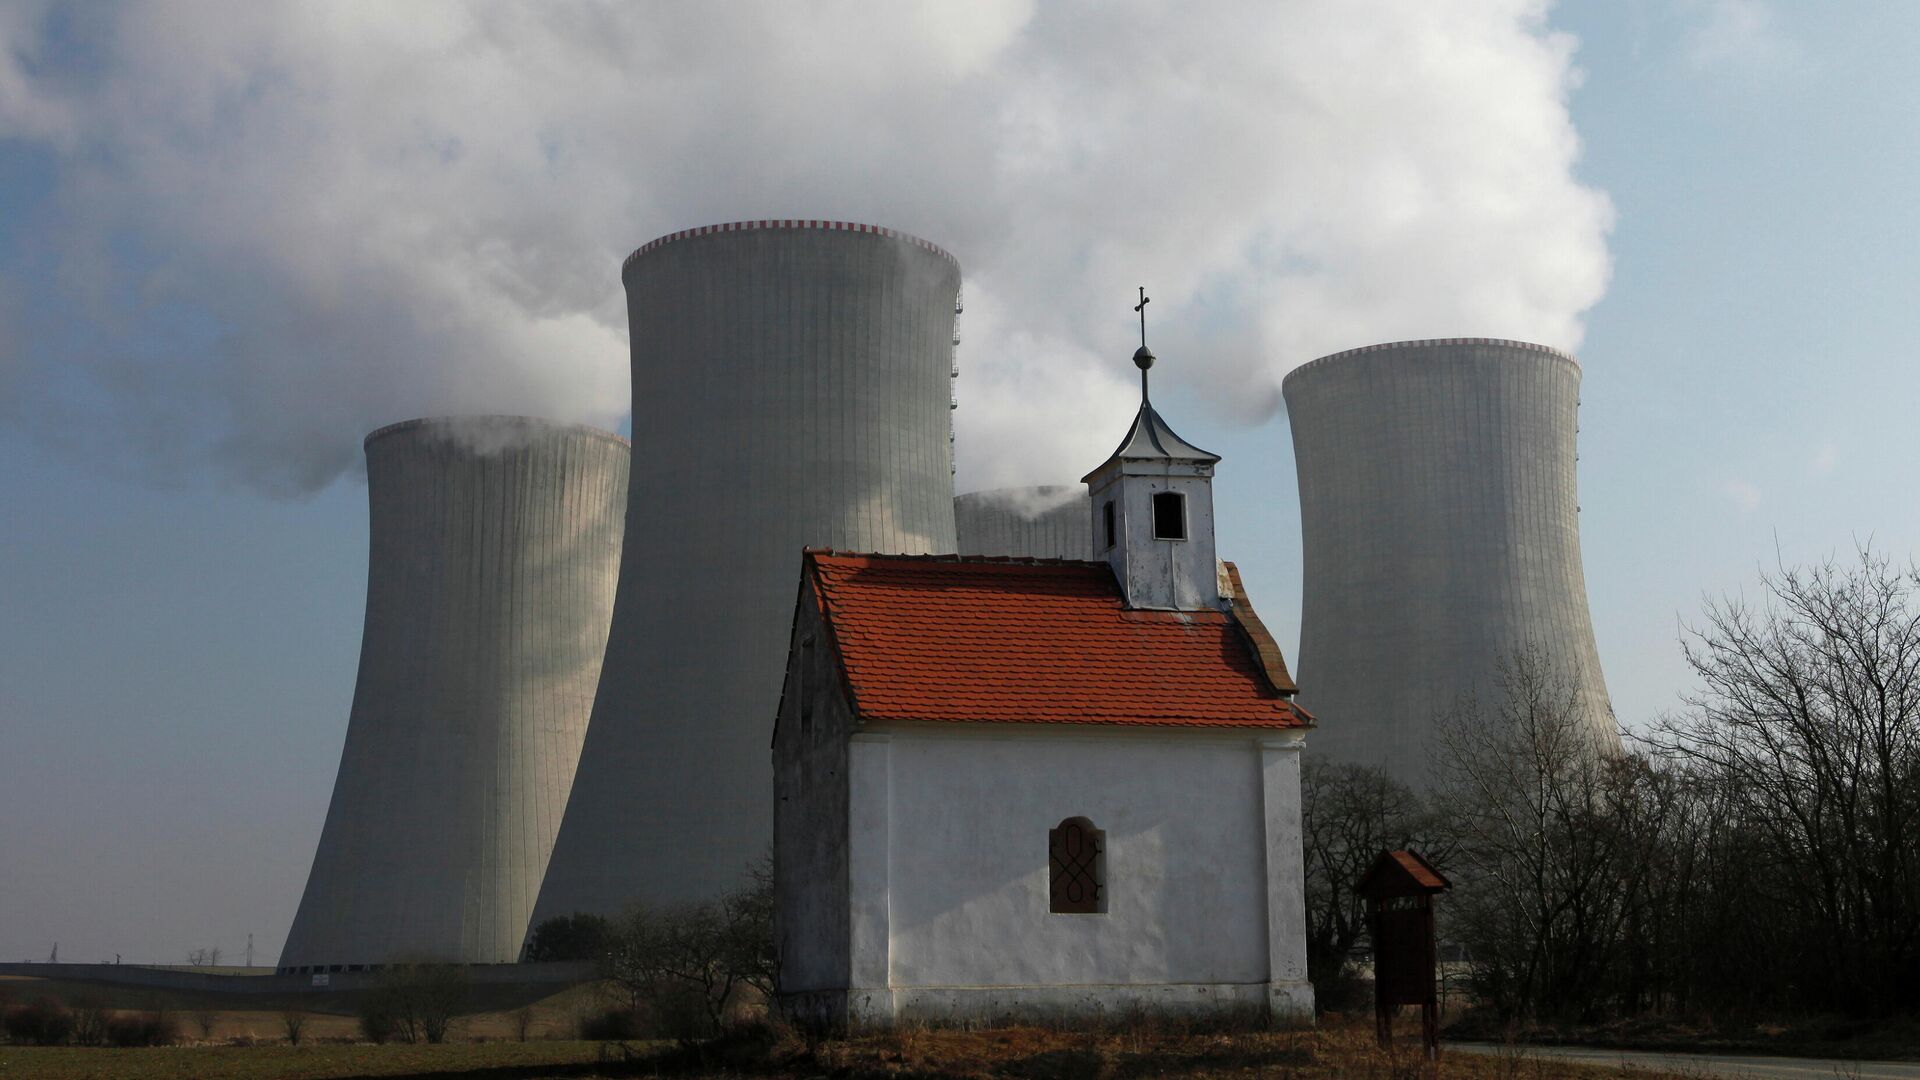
[1132,287,1155,401]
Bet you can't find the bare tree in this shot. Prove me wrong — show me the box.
[1298,759,1444,1011]
[723,851,778,1002]
[1654,546,1920,1013]
[369,959,470,1044]
[280,1009,307,1046]
[597,858,775,1042]
[67,993,111,1047]
[1432,645,1666,1020]
[602,902,740,1044]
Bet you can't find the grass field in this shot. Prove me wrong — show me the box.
[0,974,599,1040]
[0,973,581,1021]
[0,1039,612,1079]
[0,973,1703,1078]
[0,1022,1695,1079]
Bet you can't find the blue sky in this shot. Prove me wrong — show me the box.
[4,1,1917,966]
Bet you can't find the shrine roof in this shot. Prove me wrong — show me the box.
[1355,849,1451,897]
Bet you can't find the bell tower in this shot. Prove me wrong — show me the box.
[1081,289,1221,611]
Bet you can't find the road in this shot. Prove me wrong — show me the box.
[1451,1041,1920,1078]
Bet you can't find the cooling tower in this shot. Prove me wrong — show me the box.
[1283,339,1615,788]
[279,417,628,970]
[531,220,961,922]
[955,486,1092,559]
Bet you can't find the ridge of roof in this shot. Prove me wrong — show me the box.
[805,549,1109,569]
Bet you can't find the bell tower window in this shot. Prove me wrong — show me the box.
[1102,500,1116,551]
[1151,491,1187,541]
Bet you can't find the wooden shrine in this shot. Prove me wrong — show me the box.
[1354,849,1450,1059]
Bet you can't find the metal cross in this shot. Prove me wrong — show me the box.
[1133,287,1154,400]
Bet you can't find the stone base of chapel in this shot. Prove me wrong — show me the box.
[781,981,1315,1032]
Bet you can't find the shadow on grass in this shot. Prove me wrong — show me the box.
[332,1028,1319,1080]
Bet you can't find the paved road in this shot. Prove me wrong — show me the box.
[1452,1041,1920,1078]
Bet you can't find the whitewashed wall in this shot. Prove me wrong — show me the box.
[834,724,1312,1026]
[772,586,854,999]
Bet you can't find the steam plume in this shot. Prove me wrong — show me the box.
[0,1,1610,494]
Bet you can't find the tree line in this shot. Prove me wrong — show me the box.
[1303,548,1920,1021]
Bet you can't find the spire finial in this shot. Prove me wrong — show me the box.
[1132,287,1155,401]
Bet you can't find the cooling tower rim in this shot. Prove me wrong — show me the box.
[1282,337,1580,389]
[621,219,959,280]
[955,484,1085,500]
[364,415,632,450]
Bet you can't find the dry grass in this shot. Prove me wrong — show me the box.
[719,1021,1694,1079]
[0,984,1701,1080]
[1447,1009,1920,1065]
[0,974,605,1040]
[0,1023,1694,1080]
[0,1039,610,1079]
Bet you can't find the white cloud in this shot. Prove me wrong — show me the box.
[0,0,1613,494]
[1684,0,1799,75]
[1811,442,1838,475]
[1724,479,1763,513]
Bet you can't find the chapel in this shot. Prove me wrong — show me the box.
[771,338,1316,1029]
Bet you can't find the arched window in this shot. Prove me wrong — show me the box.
[1049,817,1106,914]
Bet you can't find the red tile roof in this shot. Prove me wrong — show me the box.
[1354,849,1451,896]
[804,551,1310,730]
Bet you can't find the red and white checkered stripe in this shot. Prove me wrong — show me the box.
[362,416,632,450]
[622,219,958,277]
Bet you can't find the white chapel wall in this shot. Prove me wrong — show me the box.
[772,585,854,995]
[871,727,1274,992]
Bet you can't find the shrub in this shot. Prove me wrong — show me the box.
[357,996,397,1044]
[579,1005,639,1041]
[281,1009,307,1045]
[107,1012,180,1047]
[601,902,742,1044]
[4,997,74,1045]
[364,959,471,1044]
[525,912,612,962]
[68,994,112,1047]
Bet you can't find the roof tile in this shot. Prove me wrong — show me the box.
[805,551,1308,730]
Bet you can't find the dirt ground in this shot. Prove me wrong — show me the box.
[0,972,598,1022]
[0,972,604,1042]
[0,982,1699,1080]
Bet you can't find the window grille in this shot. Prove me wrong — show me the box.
[1049,817,1105,913]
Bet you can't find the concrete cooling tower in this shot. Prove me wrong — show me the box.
[1282,339,1615,789]
[955,486,1092,559]
[279,417,628,970]
[532,220,961,923]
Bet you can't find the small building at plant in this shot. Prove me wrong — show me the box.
[771,353,1315,1029]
